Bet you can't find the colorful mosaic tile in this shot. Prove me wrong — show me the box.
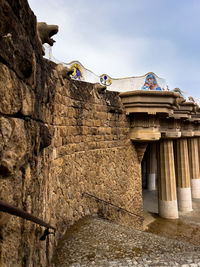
[141,73,162,91]
[100,74,112,86]
[71,63,84,80]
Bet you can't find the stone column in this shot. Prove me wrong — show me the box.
[198,137,200,167]
[147,143,157,190]
[175,138,192,211]
[188,137,200,198]
[158,139,178,219]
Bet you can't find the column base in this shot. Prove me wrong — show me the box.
[177,187,193,212]
[147,173,156,191]
[159,199,179,219]
[191,179,200,199]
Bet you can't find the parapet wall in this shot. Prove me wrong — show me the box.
[63,60,167,92]
[0,1,142,266]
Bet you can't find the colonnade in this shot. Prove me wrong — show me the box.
[146,137,200,219]
[119,89,200,219]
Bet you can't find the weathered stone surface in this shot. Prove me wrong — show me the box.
[56,63,73,82]
[0,0,142,266]
[0,63,22,114]
[0,0,42,82]
[0,117,27,176]
[37,22,58,46]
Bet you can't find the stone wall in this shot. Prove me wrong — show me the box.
[0,0,142,266]
[49,78,143,230]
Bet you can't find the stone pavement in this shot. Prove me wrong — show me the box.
[52,216,200,267]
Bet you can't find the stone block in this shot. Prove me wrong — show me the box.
[59,126,69,137]
[93,120,102,127]
[98,127,106,135]
[80,126,88,135]
[68,107,76,118]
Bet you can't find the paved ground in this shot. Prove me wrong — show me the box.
[52,190,200,267]
[52,216,200,267]
[143,190,200,246]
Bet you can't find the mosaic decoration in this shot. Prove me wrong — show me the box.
[100,74,112,86]
[141,73,162,91]
[71,63,84,80]
[64,61,167,92]
[188,96,195,102]
[172,88,184,97]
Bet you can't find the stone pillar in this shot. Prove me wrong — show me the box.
[198,137,200,167]
[142,155,147,189]
[158,139,178,219]
[147,143,157,190]
[188,137,200,198]
[175,138,192,211]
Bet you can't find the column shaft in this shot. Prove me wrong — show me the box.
[158,139,178,219]
[147,143,157,190]
[198,137,200,168]
[175,138,192,211]
[188,137,200,198]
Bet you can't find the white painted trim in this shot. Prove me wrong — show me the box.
[191,179,200,199]
[177,187,193,212]
[159,200,179,219]
[147,173,156,191]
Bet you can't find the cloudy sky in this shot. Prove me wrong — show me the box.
[29,0,200,98]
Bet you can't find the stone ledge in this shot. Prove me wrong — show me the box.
[120,90,179,115]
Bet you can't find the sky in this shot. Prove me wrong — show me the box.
[28,0,200,98]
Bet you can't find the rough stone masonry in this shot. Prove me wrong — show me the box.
[0,0,143,266]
